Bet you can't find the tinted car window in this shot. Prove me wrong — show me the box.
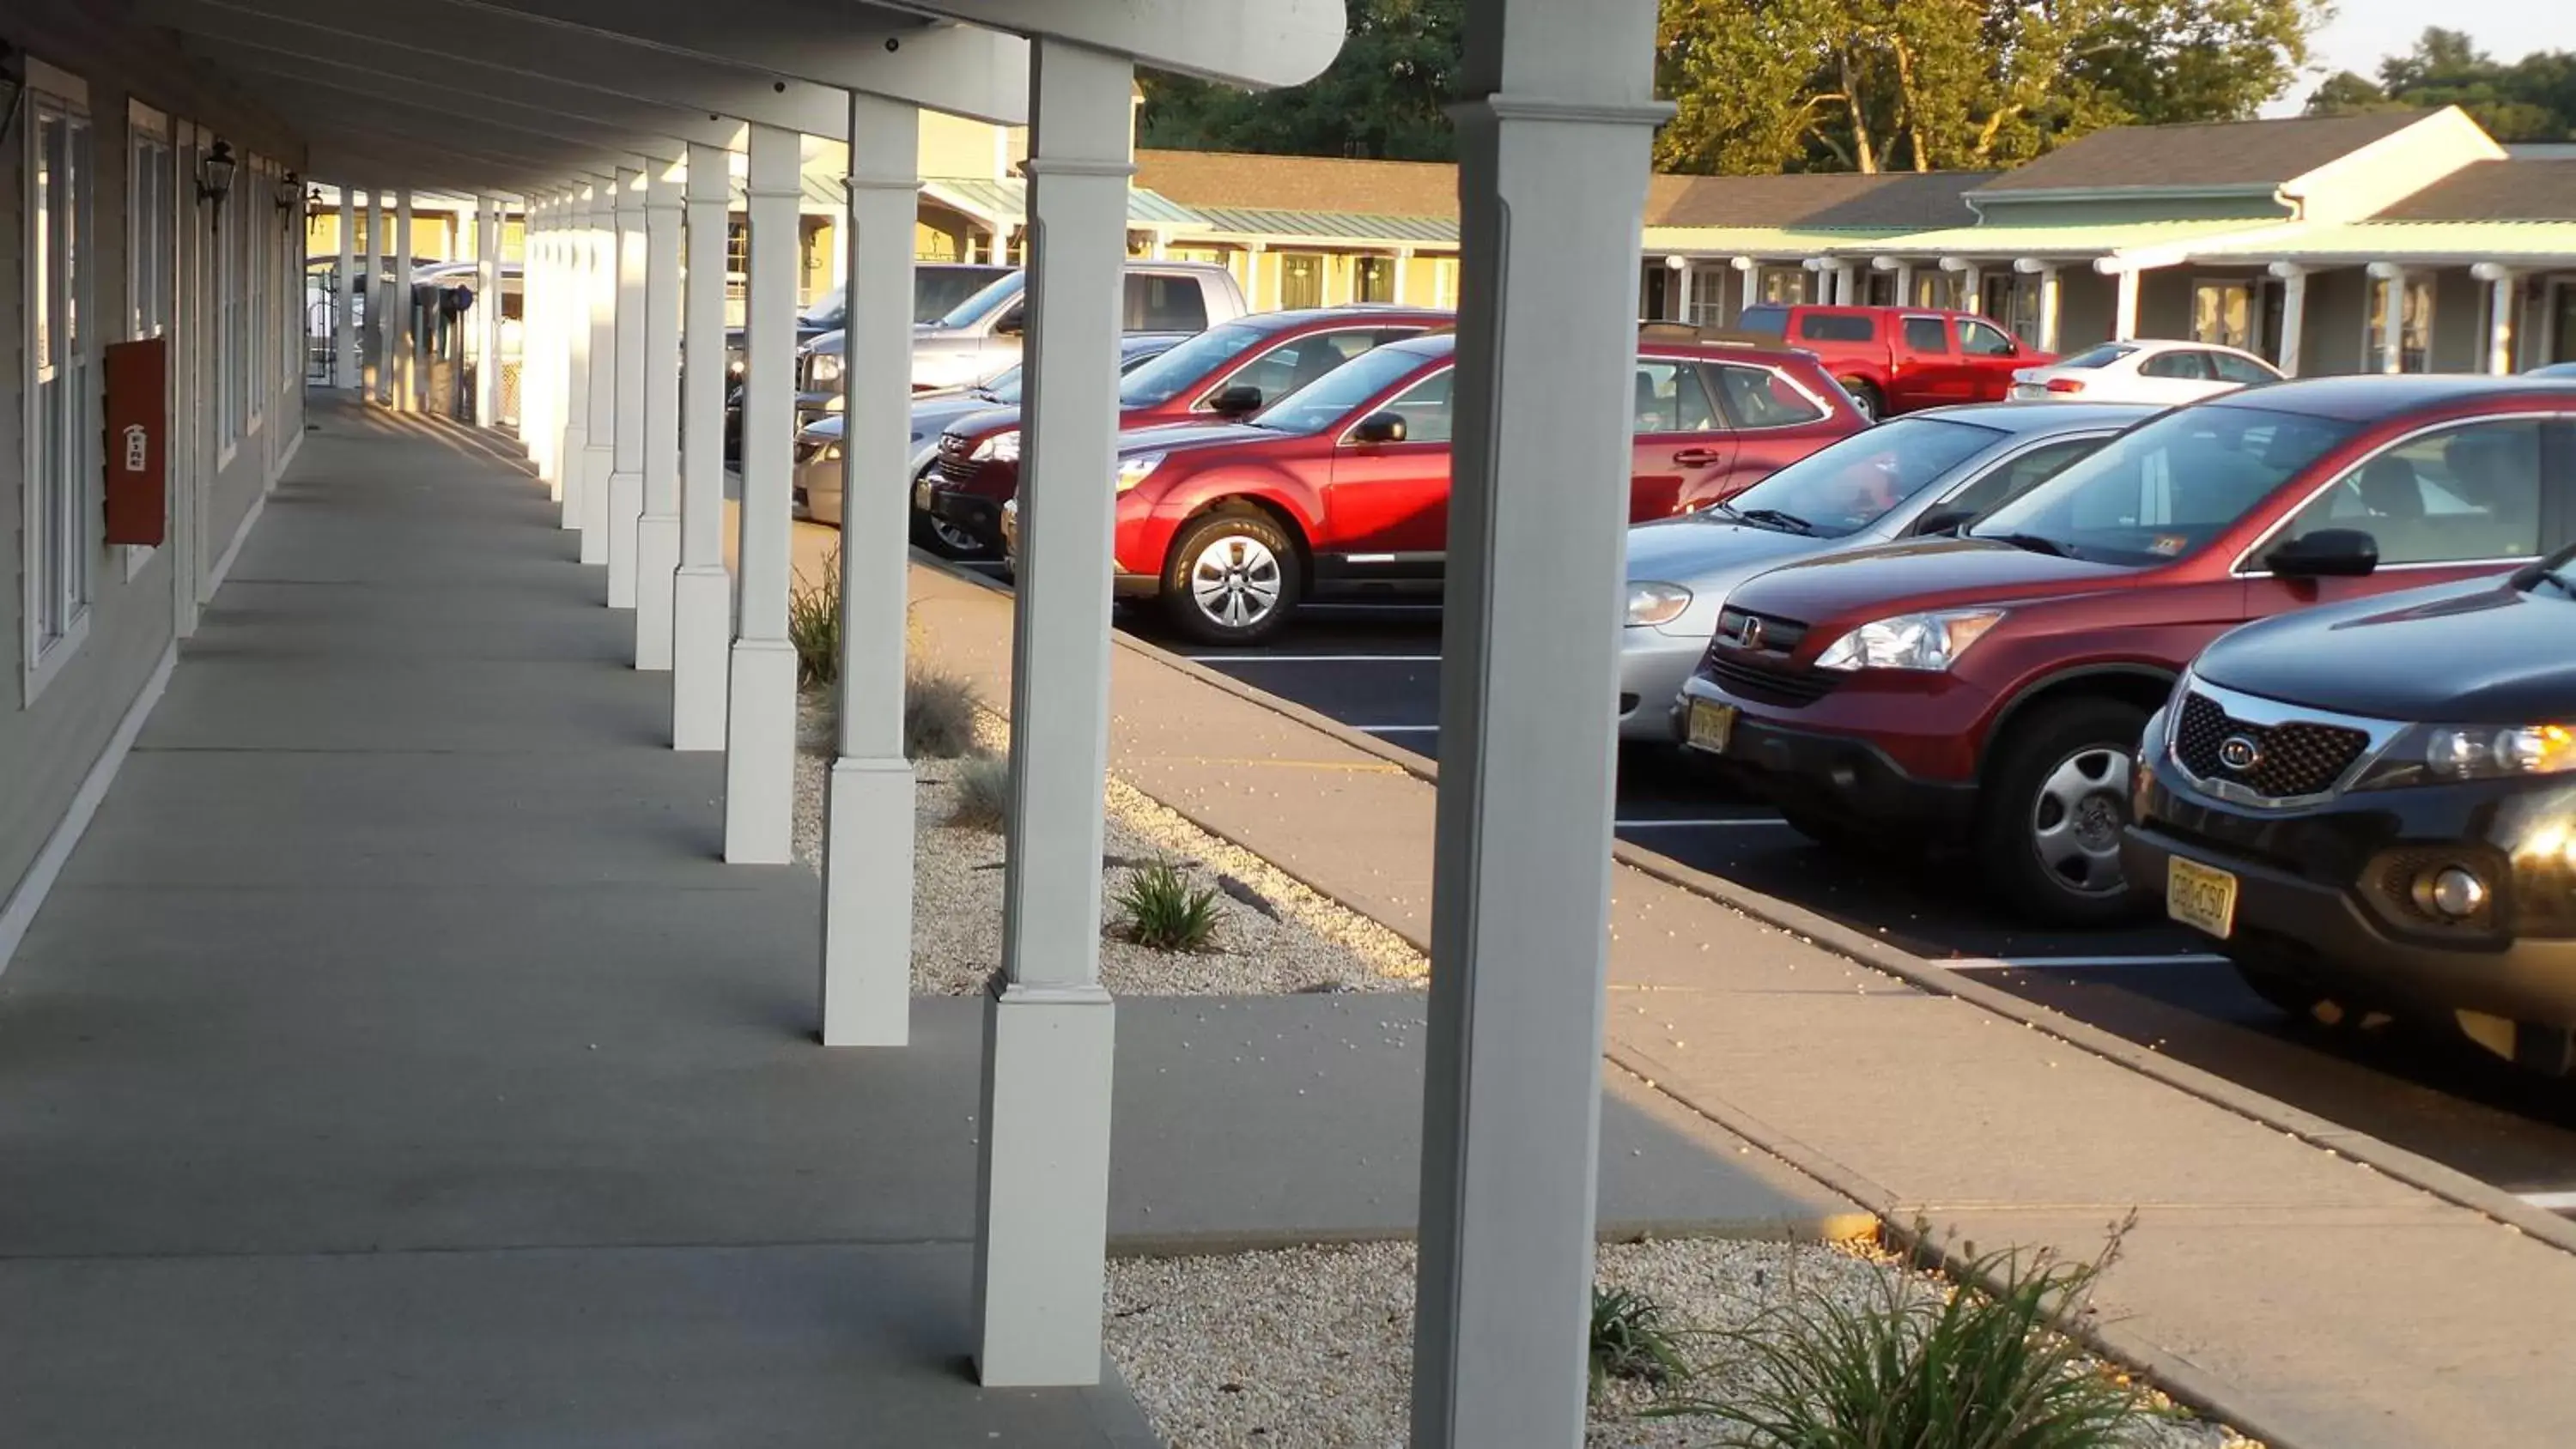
[1632,359,1722,433]
[1973,405,2359,565]
[2057,343,2136,369]
[2139,350,2210,380]
[1126,274,1208,332]
[1222,330,1407,411]
[2279,419,2544,567]
[1704,363,1826,427]
[1721,415,2002,537]
[1956,318,2017,356]
[1934,436,2105,524]
[1900,316,1950,355]
[1255,344,1437,436]
[1736,305,1789,338]
[2210,352,2279,386]
[915,267,1007,324]
[1800,312,1877,343]
[1120,321,1268,407]
[933,272,1024,330]
[1376,367,1455,445]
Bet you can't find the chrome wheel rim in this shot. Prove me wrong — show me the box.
[1188,533,1284,631]
[930,514,982,554]
[2029,744,2133,896]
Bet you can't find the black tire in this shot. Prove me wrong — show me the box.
[1840,379,1885,423]
[2227,949,2387,1034]
[908,465,992,560]
[1160,509,1303,646]
[1975,697,2154,927]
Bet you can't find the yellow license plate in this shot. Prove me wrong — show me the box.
[913,479,937,512]
[1686,699,1737,755]
[2166,856,2239,939]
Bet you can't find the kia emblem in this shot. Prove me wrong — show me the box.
[2216,735,2263,773]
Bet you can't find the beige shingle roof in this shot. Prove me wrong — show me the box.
[1973,111,2430,195]
[2371,158,2576,221]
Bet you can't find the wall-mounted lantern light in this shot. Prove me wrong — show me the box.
[197,140,238,208]
[276,168,301,216]
[305,184,326,234]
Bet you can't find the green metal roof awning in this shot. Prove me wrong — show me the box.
[1169,205,1460,246]
[1833,218,2292,261]
[917,176,1206,230]
[1639,226,1905,257]
[2184,221,2576,265]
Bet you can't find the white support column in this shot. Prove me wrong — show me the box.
[581,180,618,563]
[1246,241,1267,309]
[636,162,685,671]
[1671,258,1694,324]
[2111,264,2141,342]
[2369,261,2405,373]
[674,144,733,752]
[971,37,1133,1391]
[367,190,387,403]
[608,167,648,609]
[1833,261,1857,306]
[394,187,415,411]
[2270,261,2307,377]
[2018,258,2062,354]
[723,125,802,863]
[559,185,595,530]
[530,197,559,481]
[1410,2,1668,1441]
[1393,245,1415,303]
[1893,260,1917,310]
[2473,262,2518,375]
[475,196,501,427]
[335,191,359,388]
[821,93,923,1050]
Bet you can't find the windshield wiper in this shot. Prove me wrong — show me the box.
[1735,507,1815,536]
[1985,530,2072,558]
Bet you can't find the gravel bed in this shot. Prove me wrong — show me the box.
[792,690,1425,997]
[1105,1237,2257,1449]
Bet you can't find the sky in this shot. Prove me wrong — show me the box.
[2262,0,2576,114]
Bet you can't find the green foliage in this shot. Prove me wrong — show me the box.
[904,670,980,761]
[789,552,841,690]
[1114,862,1223,953]
[1653,1224,2158,1447]
[1138,0,1463,161]
[1590,1286,1698,1403]
[2307,27,2576,142]
[949,755,1012,833]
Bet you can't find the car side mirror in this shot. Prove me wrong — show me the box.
[1913,506,1977,537]
[1352,411,1407,445]
[1210,384,1264,418]
[993,309,1025,337]
[2265,527,2379,579]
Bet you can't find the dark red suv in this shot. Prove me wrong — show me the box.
[1005,328,1863,643]
[919,306,1451,553]
[1677,376,2576,925]
[1735,305,2049,422]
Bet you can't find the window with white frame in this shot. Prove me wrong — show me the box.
[127,105,177,573]
[221,155,243,450]
[249,156,269,427]
[25,85,99,686]
[2192,279,2256,351]
[2365,273,2435,373]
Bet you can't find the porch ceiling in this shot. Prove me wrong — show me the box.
[1638,226,1905,258]
[1827,218,2289,261]
[2184,221,2576,268]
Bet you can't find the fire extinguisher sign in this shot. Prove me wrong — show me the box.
[103,336,170,548]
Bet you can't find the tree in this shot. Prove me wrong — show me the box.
[2306,27,2576,141]
[1137,0,1464,160]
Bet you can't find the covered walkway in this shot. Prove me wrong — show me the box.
[0,400,1153,1446]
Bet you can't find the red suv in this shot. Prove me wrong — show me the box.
[1007,329,1863,644]
[1736,305,2049,423]
[1677,376,2576,925]
[919,306,1451,552]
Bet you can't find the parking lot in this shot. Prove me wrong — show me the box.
[923,555,2576,1219]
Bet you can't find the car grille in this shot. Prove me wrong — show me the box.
[2173,690,2370,801]
[1703,657,1837,707]
[934,452,979,488]
[1699,608,1832,706]
[1713,608,1809,654]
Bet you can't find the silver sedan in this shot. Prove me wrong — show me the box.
[1618,403,2157,743]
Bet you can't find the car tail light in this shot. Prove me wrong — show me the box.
[2044,377,2087,394]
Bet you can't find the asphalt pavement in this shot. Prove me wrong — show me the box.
[939,567,2576,1218]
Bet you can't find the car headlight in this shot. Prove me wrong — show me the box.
[1626,582,1692,627]
[1115,453,1166,493]
[2354,722,2576,789]
[808,353,843,387]
[726,355,746,379]
[1814,609,2006,672]
[970,429,1021,464]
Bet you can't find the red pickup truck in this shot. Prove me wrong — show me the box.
[1735,305,2050,422]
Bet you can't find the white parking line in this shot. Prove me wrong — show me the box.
[1189,653,1442,664]
[1615,818,1794,829]
[2518,1190,2576,1213]
[1947,953,2231,972]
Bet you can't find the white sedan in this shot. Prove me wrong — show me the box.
[2010,340,2282,404]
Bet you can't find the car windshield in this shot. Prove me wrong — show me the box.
[1119,321,1268,407]
[2057,343,2136,370]
[932,272,1024,330]
[1971,405,2360,566]
[799,284,844,328]
[976,365,1024,403]
[1252,345,1436,436]
[1717,417,2004,537]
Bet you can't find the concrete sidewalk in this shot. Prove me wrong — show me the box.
[911,561,2576,1449]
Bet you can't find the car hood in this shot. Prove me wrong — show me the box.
[1724,535,2136,625]
[2196,575,2573,724]
[1625,515,1835,590]
[913,395,1012,442]
[1117,421,1279,458]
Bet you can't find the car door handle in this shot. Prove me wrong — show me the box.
[1671,448,1724,466]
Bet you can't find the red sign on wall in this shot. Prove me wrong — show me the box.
[103,336,169,547]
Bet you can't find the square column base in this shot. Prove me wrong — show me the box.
[671,565,732,750]
[606,472,645,609]
[554,424,586,516]
[634,514,681,671]
[579,444,616,567]
[819,755,918,1046]
[972,982,1116,1387]
[722,637,798,864]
